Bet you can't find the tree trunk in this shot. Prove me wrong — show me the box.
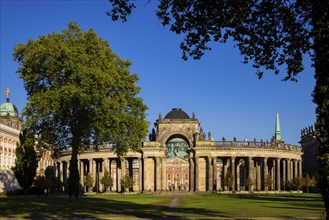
[312,1,329,217]
[68,129,81,198]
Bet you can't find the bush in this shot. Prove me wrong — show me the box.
[100,171,113,192]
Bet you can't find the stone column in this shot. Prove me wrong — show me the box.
[138,157,143,192]
[271,160,275,190]
[88,159,92,177]
[189,157,194,192]
[276,158,281,191]
[103,158,109,192]
[223,159,228,191]
[282,159,286,189]
[236,161,240,192]
[121,158,126,192]
[287,159,291,182]
[99,160,104,192]
[92,160,96,190]
[103,158,109,173]
[263,157,268,191]
[231,157,236,192]
[298,160,302,177]
[111,159,118,192]
[195,157,199,191]
[143,156,147,192]
[59,161,64,183]
[208,157,213,191]
[156,157,161,191]
[248,157,254,192]
[161,157,166,191]
[294,160,298,179]
[79,160,84,187]
[256,160,261,191]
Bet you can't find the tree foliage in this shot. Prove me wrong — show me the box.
[245,177,254,193]
[14,22,149,197]
[34,175,50,196]
[100,171,113,192]
[292,176,304,192]
[12,129,38,196]
[83,174,94,192]
[224,171,233,191]
[264,175,273,191]
[120,175,134,192]
[304,174,317,193]
[108,0,311,80]
[107,0,329,215]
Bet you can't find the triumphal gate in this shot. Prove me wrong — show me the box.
[55,108,303,193]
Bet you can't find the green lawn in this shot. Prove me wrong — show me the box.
[0,193,325,219]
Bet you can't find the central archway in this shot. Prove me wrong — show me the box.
[165,135,190,191]
[166,136,189,158]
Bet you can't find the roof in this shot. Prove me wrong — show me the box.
[0,100,19,117]
[164,108,190,120]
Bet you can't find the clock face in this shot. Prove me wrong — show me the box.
[166,137,189,158]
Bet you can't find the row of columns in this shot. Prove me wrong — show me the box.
[196,156,303,192]
[56,157,142,192]
[55,155,302,193]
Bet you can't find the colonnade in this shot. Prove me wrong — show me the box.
[56,157,142,192]
[55,154,303,193]
[189,156,302,192]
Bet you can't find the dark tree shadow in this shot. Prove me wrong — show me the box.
[0,195,228,219]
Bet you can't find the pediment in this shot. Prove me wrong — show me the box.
[165,157,189,165]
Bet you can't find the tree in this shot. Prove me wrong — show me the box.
[14,22,149,198]
[304,174,317,193]
[245,177,254,193]
[83,174,94,192]
[224,171,233,192]
[34,175,50,196]
[107,1,329,215]
[264,175,273,192]
[12,129,38,196]
[293,176,304,192]
[100,171,113,192]
[148,128,156,141]
[120,175,134,192]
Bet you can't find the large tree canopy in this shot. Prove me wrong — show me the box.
[107,0,329,216]
[14,22,149,197]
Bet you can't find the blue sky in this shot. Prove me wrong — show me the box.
[0,0,315,145]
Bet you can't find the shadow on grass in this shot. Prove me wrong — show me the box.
[0,195,228,219]
[234,194,324,213]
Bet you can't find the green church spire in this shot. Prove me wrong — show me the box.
[275,113,282,141]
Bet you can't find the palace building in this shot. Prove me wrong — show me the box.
[55,108,303,193]
[0,89,53,192]
[300,124,318,177]
[0,88,23,192]
[0,89,304,193]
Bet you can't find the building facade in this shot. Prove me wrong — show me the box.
[0,88,22,192]
[55,108,303,193]
[300,125,318,177]
[0,89,54,192]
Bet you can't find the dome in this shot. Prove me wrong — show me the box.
[164,108,190,120]
[0,101,19,117]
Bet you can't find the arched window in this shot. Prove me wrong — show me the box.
[168,173,171,180]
